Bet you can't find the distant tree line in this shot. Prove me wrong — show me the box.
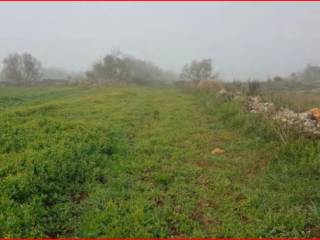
[0,51,178,86]
[268,64,320,83]
[2,51,320,87]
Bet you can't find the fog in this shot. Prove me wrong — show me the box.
[0,2,320,80]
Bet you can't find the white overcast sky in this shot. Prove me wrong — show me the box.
[0,2,319,80]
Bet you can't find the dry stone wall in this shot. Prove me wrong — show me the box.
[247,96,320,136]
[217,88,320,136]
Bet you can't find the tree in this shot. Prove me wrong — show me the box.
[1,53,42,85]
[180,59,218,84]
[86,50,176,84]
[86,51,131,84]
[301,64,320,82]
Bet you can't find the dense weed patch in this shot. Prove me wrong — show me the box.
[0,118,126,237]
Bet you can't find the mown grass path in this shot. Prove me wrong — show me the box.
[0,86,319,237]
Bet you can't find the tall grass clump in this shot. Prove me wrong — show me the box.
[261,90,320,112]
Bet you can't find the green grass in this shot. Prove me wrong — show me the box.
[0,85,319,237]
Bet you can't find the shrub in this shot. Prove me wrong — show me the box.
[196,80,224,92]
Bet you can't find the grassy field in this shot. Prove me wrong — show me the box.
[0,85,319,237]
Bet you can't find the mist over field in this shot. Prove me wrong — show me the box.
[2,2,320,238]
[0,2,320,80]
